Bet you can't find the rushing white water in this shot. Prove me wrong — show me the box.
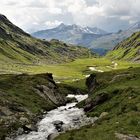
[67,94,88,102]
[16,94,95,140]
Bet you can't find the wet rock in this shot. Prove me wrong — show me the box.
[53,120,64,125]
[47,133,59,140]
[53,120,64,132]
[68,107,73,109]
[22,125,32,134]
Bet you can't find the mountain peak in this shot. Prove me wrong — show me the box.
[58,23,65,27]
[0,14,7,20]
[0,14,10,24]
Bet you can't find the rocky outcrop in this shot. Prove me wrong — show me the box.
[53,120,64,132]
[84,93,108,112]
[35,73,66,105]
[85,74,98,93]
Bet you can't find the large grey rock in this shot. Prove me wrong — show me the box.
[84,93,108,112]
[35,73,66,106]
[86,74,98,93]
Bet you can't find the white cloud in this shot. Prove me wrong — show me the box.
[44,20,62,28]
[0,0,140,32]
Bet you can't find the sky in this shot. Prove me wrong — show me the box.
[0,0,140,33]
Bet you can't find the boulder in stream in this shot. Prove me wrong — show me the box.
[53,120,64,132]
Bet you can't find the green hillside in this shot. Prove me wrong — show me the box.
[0,73,79,139]
[107,32,140,62]
[0,14,91,66]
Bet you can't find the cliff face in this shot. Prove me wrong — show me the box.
[85,74,98,93]
[0,73,67,139]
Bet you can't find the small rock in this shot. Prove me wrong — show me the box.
[128,97,132,99]
[25,124,37,131]
[17,127,24,135]
[53,120,64,132]
[22,125,32,134]
[99,112,109,119]
[53,120,63,125]
[19,117,29,124]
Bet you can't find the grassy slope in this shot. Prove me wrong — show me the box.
[55,67,140,140]
[0,14,91,67]
[107,32,140,61]
[0,73,77,139]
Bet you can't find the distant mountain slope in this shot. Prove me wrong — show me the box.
[106,31,140,62]
[89,22,140,52]
[32,23,107,40]
[32,23,140,56]
[0,14,92,65]
[32,24,108,55]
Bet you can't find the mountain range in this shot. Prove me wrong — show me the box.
[32,23,108,40]
[32,24,108,54]
[32,22,140,55]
